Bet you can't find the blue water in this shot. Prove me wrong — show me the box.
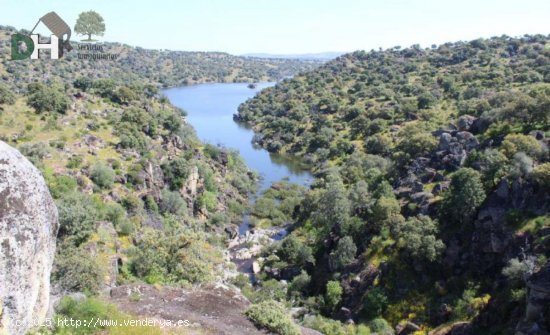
[163,83,313,191]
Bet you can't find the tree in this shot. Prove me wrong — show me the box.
[362,287,389,320]
[74,11,106,41]
[89,162,115,189]
[442,168,486,225]
[394,215,445,263]
[0,83,15,105]
[329,236,357,270]
[161,158,189,190]
[278,234,314,266]
[53,242,104,292]
[501,134,543,159]
[73,77,93,92]
[371,195,401,224]
[57,192,101,245]
[26,83,69,114]
[313,173,350,234]
[325,281,343,310]
[245,300,301,335]
[160,189,187,216]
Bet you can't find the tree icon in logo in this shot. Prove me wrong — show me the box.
[74,11,105,42]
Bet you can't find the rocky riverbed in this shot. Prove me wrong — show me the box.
[222,226,288,282]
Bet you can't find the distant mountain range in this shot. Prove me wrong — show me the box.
[242,51,345,60]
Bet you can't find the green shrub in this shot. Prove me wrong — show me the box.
[55,297,121,335]
[244,300,300,335]
[325,281,343,310]
[441,168,486,225]
[288,271,311,297]
[73,77,93,91]
[0,83,15,105]
[278,234,314,266]
[121,195,143,214]
[303,315,369,335]
[209,212,229,227]
[329,236,357,271]
[197,191,217,212]
[130,229,220,284]
[254,279,287,302]
[368,318,393,335]
[27,83,70,114]
[57,192,101,245]
[18,142,49,165]
[362,287,388,320]
[161,158,189,190]
[502,257,535,285]
[394,215,445,263]
[160,189,187,216]
[92,78,116,99]
[532,162,550,187]
[67,155,84,169]
[501,133,543,158]
[103,202,127,226]
[144,195,159,213]
[48,175,77,199]
[53,242,104,293]
[451,287,490,321]
[89,162,115,189]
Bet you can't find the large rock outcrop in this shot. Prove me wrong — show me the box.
[0,141,58,335]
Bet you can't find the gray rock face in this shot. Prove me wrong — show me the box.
[457,115,477,131]
[0,141,58,335]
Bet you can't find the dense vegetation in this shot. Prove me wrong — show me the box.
[2,21,549,334]
[236,35,550,334]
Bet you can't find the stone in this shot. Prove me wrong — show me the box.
[529,130,545,141]
[234,248,252,260]
[456,131,479,150]
[457,115,477,131]
[252,261,261,274]
[471,118,490,134]
[439,132,453,150]
[0,141,58,335]
[183,166,199,197]
[432,182,449,196]
[412,181,424,193]
[224,225,239,240]
[411,192,434,204]
[397,321,421,334]
[517,262,550,334]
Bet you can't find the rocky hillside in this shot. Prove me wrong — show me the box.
[0,25,322,333]
[234,35,550,334]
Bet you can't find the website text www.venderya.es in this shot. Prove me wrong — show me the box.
[16,317,191,330]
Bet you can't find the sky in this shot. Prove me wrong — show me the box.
[0,0,548,55]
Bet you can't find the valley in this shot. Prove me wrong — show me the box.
[0,20,549,335]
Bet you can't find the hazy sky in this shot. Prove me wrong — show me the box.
[0,0,548,54]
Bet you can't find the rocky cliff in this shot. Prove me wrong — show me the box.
[0,141,58,335]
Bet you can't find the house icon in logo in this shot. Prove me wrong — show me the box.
[11,11,73,60]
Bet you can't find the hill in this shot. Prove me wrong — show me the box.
[0,24,321,334]
[242,52,345,60]
[235,35,550,334]
[0,25,321,88]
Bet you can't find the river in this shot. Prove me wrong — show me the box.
[163,83,313,191]
[164,83,313,278]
